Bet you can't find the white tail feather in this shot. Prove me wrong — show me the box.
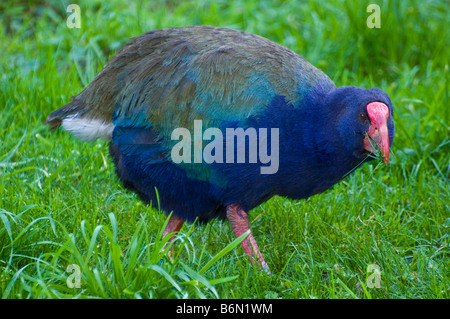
[62,116,115,142]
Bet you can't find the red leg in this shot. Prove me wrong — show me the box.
[163,214,185,239]
[226,203,270,273]
[162,214,185,257]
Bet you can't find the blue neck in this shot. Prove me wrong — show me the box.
[247,89,361,200]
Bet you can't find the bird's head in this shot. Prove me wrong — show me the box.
[326,86,395,165]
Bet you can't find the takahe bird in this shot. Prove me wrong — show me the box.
[45,26,394,273]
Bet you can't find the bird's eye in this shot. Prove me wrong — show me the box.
[359,113,367,121]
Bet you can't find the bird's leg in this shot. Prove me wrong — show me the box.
[226,203,270,274]
[162,214,185,259]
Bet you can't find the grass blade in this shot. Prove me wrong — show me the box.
[147,264,182,293]
[199,230,249,275]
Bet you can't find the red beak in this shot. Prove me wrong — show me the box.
[364,102,390,165]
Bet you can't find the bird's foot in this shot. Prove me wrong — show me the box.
[161,214,185,262]
[227,203,271,275]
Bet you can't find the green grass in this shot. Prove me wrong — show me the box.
[0,0,448,299]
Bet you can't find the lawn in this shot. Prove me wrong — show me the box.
[0,0,448,299]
